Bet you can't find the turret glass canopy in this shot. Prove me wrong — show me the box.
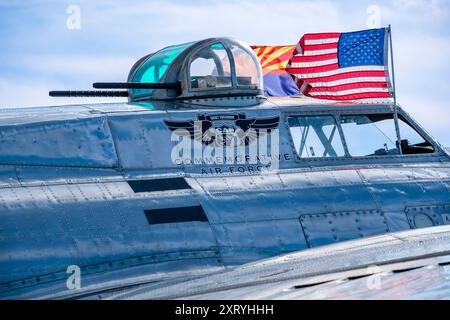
[127,38,264,104]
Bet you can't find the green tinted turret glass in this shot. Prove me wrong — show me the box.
[132,41,194,96]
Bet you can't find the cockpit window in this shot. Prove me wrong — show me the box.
[189,43,232,90]
[288,116,345,158]
[340,114,434,156]
[398,115,435,154]
[341,114,400,156]
[230,44,260,87]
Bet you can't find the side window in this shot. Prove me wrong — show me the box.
[340,114,435,156]
[340,114,399,156]
[189,43,232,90]
[398,115,435,154]
[288,116,345,158]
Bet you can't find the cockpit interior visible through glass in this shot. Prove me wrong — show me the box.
[288,113,435,159]
[340,114,434,156]
[189,43,232,90]
[288,115,345,158]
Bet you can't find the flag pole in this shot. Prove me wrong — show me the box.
[388,24,402,154]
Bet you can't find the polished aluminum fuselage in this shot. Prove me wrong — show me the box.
[0,97,449,298]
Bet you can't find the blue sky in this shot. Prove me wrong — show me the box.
[0,0,449,145]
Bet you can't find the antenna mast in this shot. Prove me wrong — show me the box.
[388,25,402,154]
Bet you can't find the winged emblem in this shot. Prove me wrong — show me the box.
[164,113,279,146]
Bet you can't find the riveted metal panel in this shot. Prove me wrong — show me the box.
[0,167,19,188]
[359,165,450,211]
[443,214,450,224]
[197,170,377,224]
[213,218,308,265]
[108,115,155,169]
[197,169,366,195]
[15,167,122,186]
[432,166,450,179]
[0,177,219,286]
[361,167,434,183]
[105,226,450,300]
[0,116,118,167]
[369,181,443,210]
[405,205,450,228]
[300,211,389,248]
[0,105,93,126]
[109,112,190,170]
[384,211,411,231]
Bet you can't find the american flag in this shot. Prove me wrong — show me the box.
[286,28,392,100]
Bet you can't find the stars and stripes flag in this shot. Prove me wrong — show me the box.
[285,28,393,101]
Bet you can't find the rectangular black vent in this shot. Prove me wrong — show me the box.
[144,206,208,225]
[128,178,190,193]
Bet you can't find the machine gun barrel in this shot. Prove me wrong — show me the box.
[93,82,180,90]
[49,90,129,97]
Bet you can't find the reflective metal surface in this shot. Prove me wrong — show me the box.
[0,96,448,299]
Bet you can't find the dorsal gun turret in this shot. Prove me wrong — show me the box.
[50,38,265,107]
[127,38,264,106]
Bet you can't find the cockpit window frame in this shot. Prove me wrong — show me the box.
[187,41,235,92]
[339,113,402,157]
[229,43,262,90]
[127,41,195,100]
[186,40,262,94]
[286,113,349,161]
[284,107,441,166]
[336,110,438,159]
